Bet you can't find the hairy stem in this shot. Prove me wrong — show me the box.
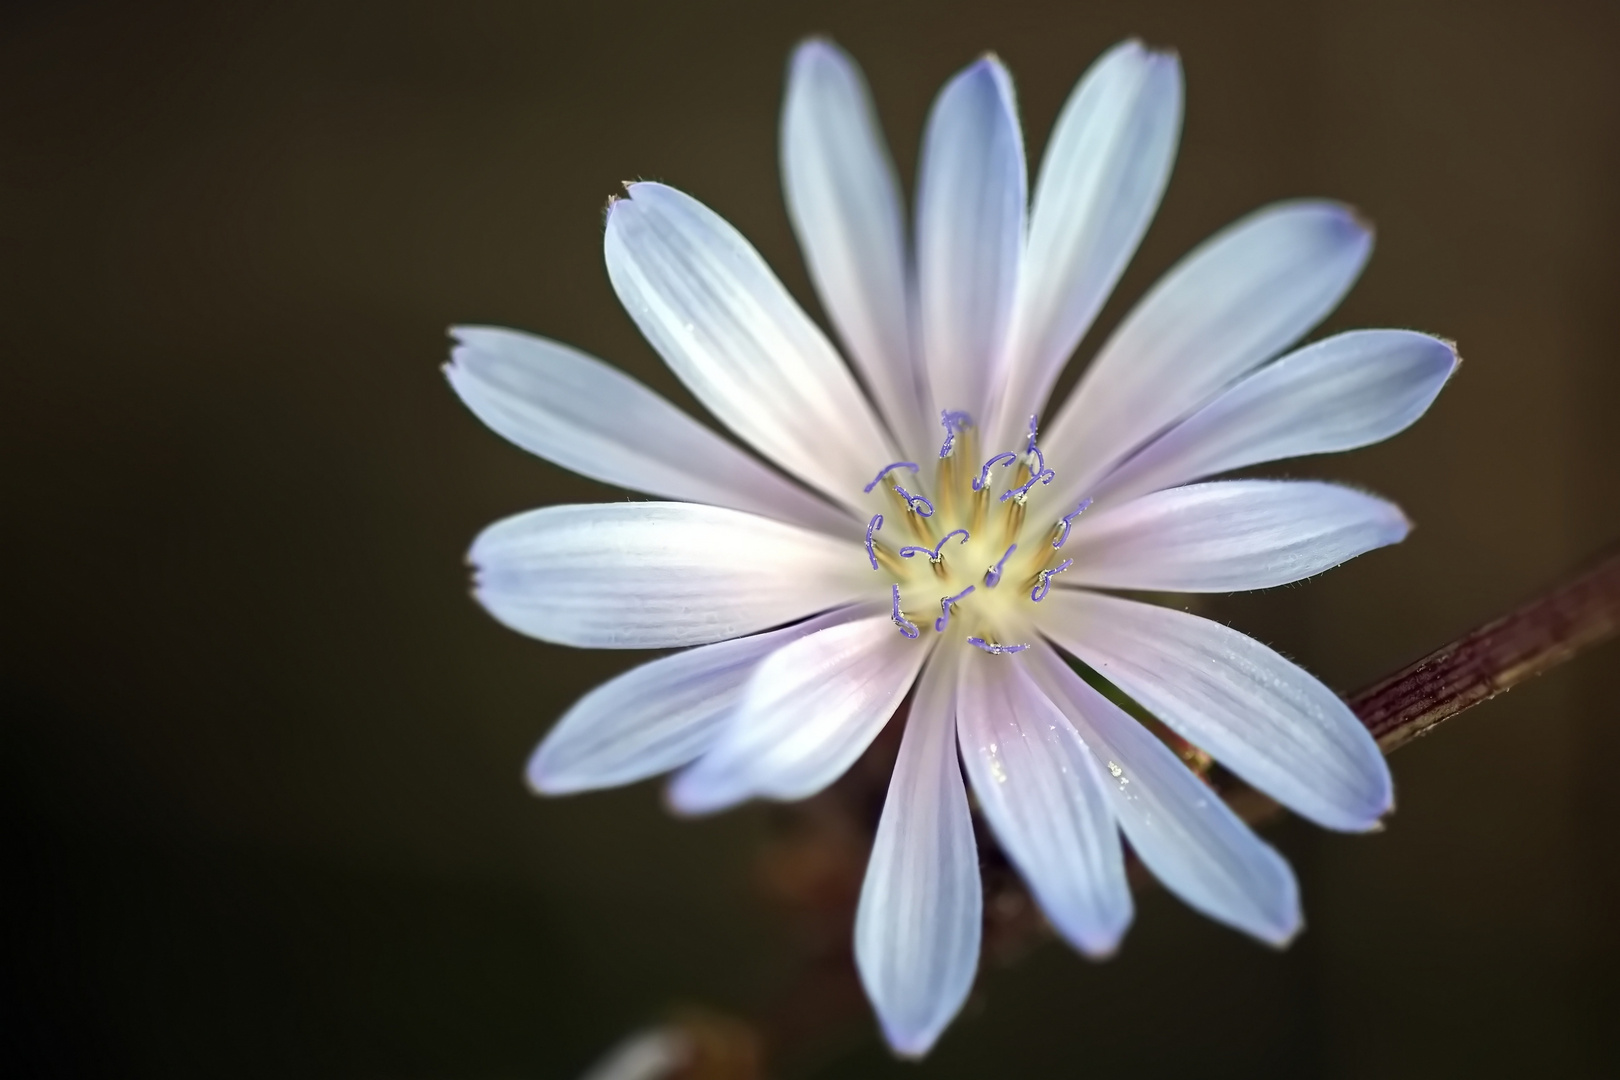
[1225,544,1620,823]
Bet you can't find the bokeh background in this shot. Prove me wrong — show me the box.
[5,0,1619,1076]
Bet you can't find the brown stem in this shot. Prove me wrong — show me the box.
[686,544,1620,1079]
[1225,543,1620,823]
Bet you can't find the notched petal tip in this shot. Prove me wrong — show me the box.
[880,1020,948,1061]
[791,35,845,66]
[662,770,742,819]
[523,750,569,798]
[1069,933,1125,962]
[1262,911,1305,950]
[1343,203,1377,239]
[1115,35,1181,62]
[953,51,1016,97]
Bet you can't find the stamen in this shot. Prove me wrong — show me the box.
[967,636,1030,655]
[972,452,1017,492]
[1025,414,1040,454]
[865,514,883,570]
[1053,498,1094,549]
[938,410,972,458]
[1030,558,1074,602]
[893,483,935,517]
[898,528,969,564]
[890,584,919,639]
[863,461,918,494]
[935,585,975,632]
[1000,467,1055,503]
[984,543,1017,588]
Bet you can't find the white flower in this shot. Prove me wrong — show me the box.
[447,39,1457,1058]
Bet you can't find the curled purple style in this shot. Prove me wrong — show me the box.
[893,483,934,517]
[899,528,970,563]
[967,636,1030,655]
[938,410,972,459]
[1053,498,1094,549]
[972,452,1017,492]
[865,514,883,570]
[984,543,1017,588]
[863,461,918,494]
[1001,467,1056,503]
[890,584,919,639]
[1030,558,1074,602]
[935,585,975,632]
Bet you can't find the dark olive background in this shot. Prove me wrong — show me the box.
[4,0,1619,1076]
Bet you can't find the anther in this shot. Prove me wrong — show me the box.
[899,528,969,564]
[967,636,1030,655]
[891,584,919,639]
[972,452,1017,492]
[1001,467,1056,503]
[893,483,935,517]
[1030,558,1074,602]
[865,514,883,570]
[938,410,972,459]
[935,585,975,633]
[1053,498,1094,549]
[984,543,1017,588]
[863,462,918,494]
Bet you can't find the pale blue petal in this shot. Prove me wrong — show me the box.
[855,654,980,1058]
[666,615,929,815]
[447,326,852,536]
[956,653,1131,956]
[990,41,1182,450]
[1034,590,1392,831]
[1040,201,1372,510]
[915,56,1026,419]
[782,40,929,455]
[470,502,866,649]
[604,182,896,511]
[1063,480,1409,593]
[1026,641,1301,944]
[1094,330,1459,503]
[527,607,858,795]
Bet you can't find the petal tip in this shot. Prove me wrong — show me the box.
[1341,203,1377,243]
[790,35,845,72]
[663,766,746,818]
[524,740,584,797]
[879,1018,947,1061]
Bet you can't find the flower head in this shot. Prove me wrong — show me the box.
[447,37,1457,1058]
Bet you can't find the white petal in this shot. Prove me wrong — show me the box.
[1035,589,1391,831]
[782,40,929,455]
[447,326,853,536]
[1041,201,1372,505]
[989,41,1182,450]
[604,182,896,510]
[470,502,865,649]
[1025,641,1301,945]
[915,56,1026,419]
[527,607,859,795]
[855,654,980,1058]
[577,1028,690,1080]
[956,653,1131,956]
[666,615,930,815]
[1094,330,1459,503]
[1063,480,1409,593]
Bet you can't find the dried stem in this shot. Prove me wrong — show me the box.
[672,544,1620,1079]
[1225,543,1620,823]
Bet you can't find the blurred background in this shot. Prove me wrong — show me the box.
[4,0,1619,1076]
